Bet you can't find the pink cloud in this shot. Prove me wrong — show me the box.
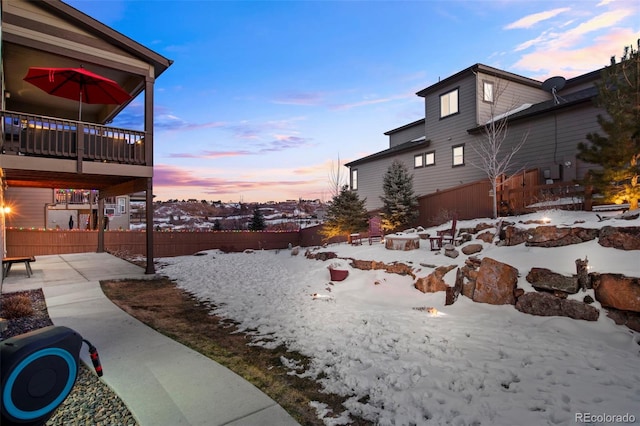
[514,27,639,78]
[169,150,251,159]
[153,164,327,202]
[272,91,325,106]
[505,8,570,30]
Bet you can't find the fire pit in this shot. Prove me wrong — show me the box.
[385,234,420,250]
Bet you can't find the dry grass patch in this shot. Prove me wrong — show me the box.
[1,294,34,319]
[101,277,371,426]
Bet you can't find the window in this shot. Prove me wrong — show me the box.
[425,151,435,166]
[452,145,464,166]
[440,88,459,118]
[351,168,358,190]
[117,197,126,214]
[483,81,494,103]
[414,154,424,168]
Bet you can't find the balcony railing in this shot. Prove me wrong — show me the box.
[1,111,146,166]
[54,189,119,205]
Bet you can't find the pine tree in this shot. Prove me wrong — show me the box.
[320,185,369,240]
[248,207,266,231]
[577,42,640,211]
[379,159,419,232]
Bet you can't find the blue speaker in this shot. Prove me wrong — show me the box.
[1,326,82,426]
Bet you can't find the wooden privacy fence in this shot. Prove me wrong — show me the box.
[418,169,590,226]
[500,181,586,213]
[4,229,304,258]
[497,169,587,214]
[418,180,493,227]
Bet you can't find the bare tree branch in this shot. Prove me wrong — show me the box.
[328,155,346,199]
[470,78,529,218]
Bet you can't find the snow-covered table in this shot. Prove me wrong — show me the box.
[385,234,420,250]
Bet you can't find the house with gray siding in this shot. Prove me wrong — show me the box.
[346,63,602,221]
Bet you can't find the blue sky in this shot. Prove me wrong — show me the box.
[67,0,639,203]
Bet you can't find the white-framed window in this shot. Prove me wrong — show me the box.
[414,154,424,168]
[117,197,126,214]
[483,81,494,103]
[351,168,358,190]
[452,145,465,166]
[425,151,435,166]
[440,88,459,118]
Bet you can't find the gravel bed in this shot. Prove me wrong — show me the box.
[1,289,138,425]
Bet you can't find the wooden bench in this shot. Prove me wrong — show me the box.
[2,256,36,278]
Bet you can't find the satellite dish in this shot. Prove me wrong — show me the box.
[541,76,566,104]
[542,76,566,93]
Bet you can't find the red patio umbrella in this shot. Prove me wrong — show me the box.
[23,67,132,121]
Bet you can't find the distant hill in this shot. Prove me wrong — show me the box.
[131,200,326,231]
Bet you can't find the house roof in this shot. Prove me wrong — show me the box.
[563,68,602,88]
[2,0,173,123]
[39,0,173,79]
[467,86,598,134]
[384,118,425,135]
[348,63,603,168]
[416,63,541,97]
[345,138,431,167]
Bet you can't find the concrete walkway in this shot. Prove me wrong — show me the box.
[1,253,299,426]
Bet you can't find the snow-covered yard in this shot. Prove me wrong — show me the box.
[157,210,640,425]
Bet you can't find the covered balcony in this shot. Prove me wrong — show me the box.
[1,0,172,274]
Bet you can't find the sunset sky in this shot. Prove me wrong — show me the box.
[67,0,639,203]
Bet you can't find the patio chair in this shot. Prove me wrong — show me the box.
[368,216,383,245]
[436,215,459,246]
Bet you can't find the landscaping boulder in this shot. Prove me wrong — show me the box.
[415,265,456,293]
[598,226,640,250]
[513,288,525,299]
[445,268,464,305]
[605,308,640,332]
[503,226,530,245]
[515,292,599,321]
[459,222,494,235]
[350,259,415,277]
[306,251,338,261]
[461,243,483,255]
[465,256,482,268]
[459,233,473,244]
[473,257,519,305]
[462,279,476,299]
[460,257,481,299]
[525,226,598,247]
[443,244,459,258]
[503,225,600,247]
[385,262,415,276]
[592,273,640,312]
[526,267,579,294]
[476,231,495,243]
